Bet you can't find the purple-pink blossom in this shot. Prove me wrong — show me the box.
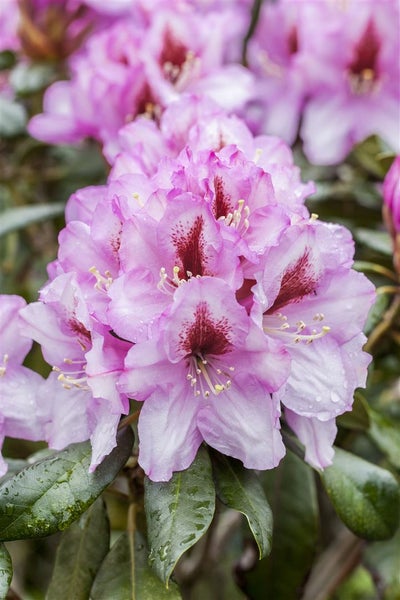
[248,0,400,164]
[10,94,376,480]
[383,156,400,272]
[0,295,46,475]
[28,3,254,158]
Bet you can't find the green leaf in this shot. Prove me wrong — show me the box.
[0,426,134,541]
[91,530,181,600]
[0,97,27,137]
[211,451,272,558]
[10,62,55,94]
[354,228,393,256]
[337,392,370,431]
[321,447,400,540]
[368,410,400,469]
[0,51,16,71]
[0,543,12,600]
[245,450,318,600]
[0,203,65,238]
[363,292,391,337]
[144,446,215,585]
[364,525,400,595]
[46,498,110,600]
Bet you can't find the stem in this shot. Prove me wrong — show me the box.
[301,527,363,600]
[118,409,140,430]
[353,261,399,283]
[128,502,136,600]
[365,295,400,354]
[376,285,400,295]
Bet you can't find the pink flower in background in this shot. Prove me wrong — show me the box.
[28,4,255,157]
[301,0,400,164]
[0,0,19,52]
[383,156,400,233]
[0,296,46,476]
[247,0,314,144]
[383,156,400,272]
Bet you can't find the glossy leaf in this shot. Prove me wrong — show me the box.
[0,543,12,600]
[211,451,272,558]
[364,525,400,596]
[144,446,215,585]
[244,450,318,600]
[368,410,400,469]
[354,229,393,256]
[46,498,110,600]
[0,426,134,541]
[336,392,370,431]
[91,530,181,600]
[0,203,65,238]
[0,97,27,137]
[321,447,400,540]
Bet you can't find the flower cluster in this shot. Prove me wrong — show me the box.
[248,0,400,163]
[10,0,396,165]
[27,0,254,160]
[5,96,375,481]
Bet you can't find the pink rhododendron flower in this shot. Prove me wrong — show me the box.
[247,0,314,144]
[28,4,254,157]
[20,97,375,479]
[252,218,375,468]
[0,295,46,476]
[301,0,400,164]
[119,277,289,481]
[19,272,132,471]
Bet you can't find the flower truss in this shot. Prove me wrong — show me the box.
[27,0,254,159]
[247,0,400,164]
[8,96,375,481]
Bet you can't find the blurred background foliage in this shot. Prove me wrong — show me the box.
[0,22,399,600]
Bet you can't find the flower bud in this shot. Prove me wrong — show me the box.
[382,156,400,272]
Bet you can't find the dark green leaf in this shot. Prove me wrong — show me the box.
[354,229,393,256]
[245,450,318,600]
[10,62,55,94]
[144,446,215,584]
[0,543,12,600]
[0,426,134,541]
[364,525,400,595]
[91,530,181,600]
[362,292,391,337]
[321,447,400,540]
[337,392,370,431]
[0,203,65,238]
[46,498,110,600]
[211,452,272,558]
[368,410,400,469]
[0,51,16,71]
[0,97,27,137]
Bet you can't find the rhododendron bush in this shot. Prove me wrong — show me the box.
[0,1,399,598]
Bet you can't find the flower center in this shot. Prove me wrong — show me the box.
[178,300,235,398]
[263,312,330,344]
[186,355,234,398]
[348,19,381,94]
[160,29,198,88]
[0,354,9,377]
[53,358,89,390]
[171,215,208,280]
[265,249,319,315]
[213,177,250,234]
